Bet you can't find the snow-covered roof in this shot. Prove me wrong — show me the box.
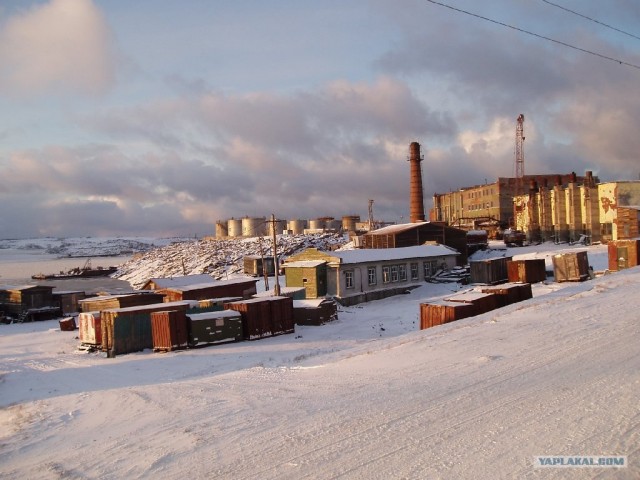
[146,274,213,289]
[188,310,241,321]
[284,260,327,268]
[327,244,459,265]
[164,277,257,292]
[368,222,430,235]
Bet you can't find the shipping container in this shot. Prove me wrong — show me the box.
[480,283,532,307]
[189,297,242,313]
[101,300,195,356]
[79,292,165,313]
[469,256,512,285]
[444,291,498,315]
[507,259,547,284]
[150,310,189,352]
[78,311,101,345]
[159,279,258,302]
[420,301,475,330]
[293,298,338,326]
[607,239,640,271]
[187,310,243,347]
[552,251,590,282]
[225,296,294,340]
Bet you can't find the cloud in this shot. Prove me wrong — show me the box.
[0,0,117,97]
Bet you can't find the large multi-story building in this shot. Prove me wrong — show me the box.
[515,177,640,243]
[431,173,594,236]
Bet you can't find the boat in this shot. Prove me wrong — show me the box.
[32,259,118,280]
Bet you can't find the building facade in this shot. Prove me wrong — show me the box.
[283,245,459,305]
[431,173,594,235]
[514,178,640,243]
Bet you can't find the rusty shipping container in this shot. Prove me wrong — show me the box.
[444,291,498,316]
[552,251,590,282]
[159,279,258,303]
[420,301,475,330]
[79,292,165,313]
[225,296,294,340]
[101,300,196,356]
[78,311,102,345]
[607,239,640,271]
[190,297,243,313]
[480,283,532,307]
[469,257,512,285]
[507,259,547,284]
[151,310,189,352]
[187,310,243,346]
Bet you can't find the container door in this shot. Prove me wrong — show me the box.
[618,247,629,270]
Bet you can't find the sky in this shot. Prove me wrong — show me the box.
[1,0,640,238]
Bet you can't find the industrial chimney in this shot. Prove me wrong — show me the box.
[408,142,426,223]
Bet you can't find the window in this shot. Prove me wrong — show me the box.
[382,266,390,283]
[391,265,399,282]
[410,263,419,280]
[368,266,377,285]
[345,270,354,289]
[601,223,613,236]
[423,260,438,278]
[399,264,407,281]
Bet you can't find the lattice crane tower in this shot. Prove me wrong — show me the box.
[515,114,525,180]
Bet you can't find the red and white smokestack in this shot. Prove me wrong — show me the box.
[409,141,426,223]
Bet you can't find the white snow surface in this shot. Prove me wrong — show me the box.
[1,241,639,479]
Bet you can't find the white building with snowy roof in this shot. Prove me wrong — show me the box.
[283,245,459,306]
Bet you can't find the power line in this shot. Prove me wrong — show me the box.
[540,0,640,42]
[425,0,640,70]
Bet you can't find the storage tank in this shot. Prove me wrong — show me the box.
[242,216,266,237]
[326,219,342,231]
[227,218,242,237]
[308,218,325,230]
[215,220,228,238]
[342,215,360,232]
[267,219,287,236]
[288,219,307,234]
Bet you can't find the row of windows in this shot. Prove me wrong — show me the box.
[467,202,494,211]
[467,188,495,199]
[345,261,440,289]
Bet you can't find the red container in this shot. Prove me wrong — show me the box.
[225,296,294,340]
[444,291,498,315]
[481,283,532,307]
[79,312,101,345]
[608,239,640,271]
[507,259,547,284]
[420,301,475,330]
[151,310,189,352]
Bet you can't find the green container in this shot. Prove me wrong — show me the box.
[187,310,243,347]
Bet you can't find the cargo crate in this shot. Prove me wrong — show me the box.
[607,239,640,271]
[420,301,475,330]
[444,291,498,315]
[552,251,590,282]
[79,311,101,345]
[480,283,532,307]
[151,310,189,352]
[469,257,512,285]
[187,310,243,346]
[507,259,547,284]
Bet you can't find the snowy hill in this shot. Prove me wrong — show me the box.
[113,233,347,289]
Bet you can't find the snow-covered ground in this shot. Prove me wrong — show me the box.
[1,240,638,478]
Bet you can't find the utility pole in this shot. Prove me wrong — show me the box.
[271,213,281,296]
[257,236,269,291]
